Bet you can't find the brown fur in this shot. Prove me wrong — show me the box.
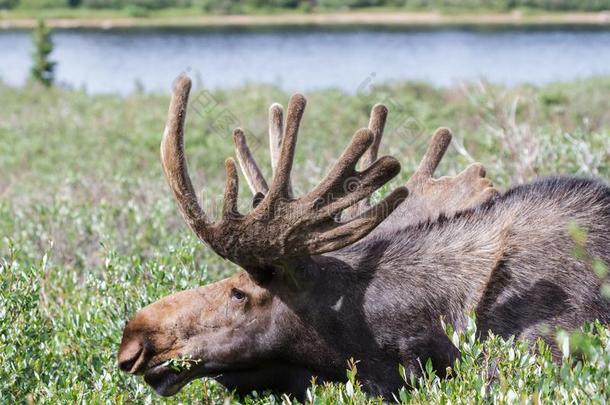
[118,76,610,400]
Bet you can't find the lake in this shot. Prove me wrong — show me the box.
[2,27,610,94]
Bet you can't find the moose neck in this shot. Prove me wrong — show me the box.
[324,209,504,334]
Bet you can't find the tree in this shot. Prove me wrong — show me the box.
[30,19,56,87]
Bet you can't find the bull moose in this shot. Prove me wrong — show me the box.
[118,75,610,399]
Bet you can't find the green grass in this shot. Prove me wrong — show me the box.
[1,77,609,403]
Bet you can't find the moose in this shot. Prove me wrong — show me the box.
[118,75,610,399]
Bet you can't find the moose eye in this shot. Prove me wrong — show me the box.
[231,288,246,301]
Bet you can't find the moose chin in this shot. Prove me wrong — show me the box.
[118,75,610,400]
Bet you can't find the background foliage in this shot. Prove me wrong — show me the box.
[29,19,56,87]
[3,0,610,13]
[1,77,609,403]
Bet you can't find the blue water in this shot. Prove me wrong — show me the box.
[2,27,610,94]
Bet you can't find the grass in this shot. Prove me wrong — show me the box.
[1,76,609,403]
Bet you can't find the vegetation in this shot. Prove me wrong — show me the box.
[2,0,610,14]
[1,76,609,403]
[29,19,56,88]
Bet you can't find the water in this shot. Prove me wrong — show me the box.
[2,27,610,94]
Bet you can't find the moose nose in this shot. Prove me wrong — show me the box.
[118,338,145,374]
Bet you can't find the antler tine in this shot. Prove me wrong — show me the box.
[360,103,388,170]
[269,103,293,198]
[268,94,305,201]
[304,127,404,224]
[346,103,388,218]
[395,127,498,226]
[325,155,402,216]
[222,158,241,220]
[309,187,408,253]
[231,101,294,208]
[306,128,372,200]
[269,103,284,173]
[233,128,269,195]
[160,75,211,238]
[308,129,385,202]
[410,127,452,182]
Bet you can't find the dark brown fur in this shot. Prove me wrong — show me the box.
[250,176,610,398]
[118,77,610,400]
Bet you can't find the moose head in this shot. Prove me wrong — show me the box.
[118,75,499,398]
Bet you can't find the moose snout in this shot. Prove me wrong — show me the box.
[118,310,157,375]
[118,290,201,375]
[118,335,146,374]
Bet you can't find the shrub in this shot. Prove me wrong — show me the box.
[80,0,122,8]
[124,3,149,15]
[30,20,56,88]
[192,0,232,13]
[125,0,191,10]
[0,78,609,404]
[0,0,19,10]
[19,0,69,8]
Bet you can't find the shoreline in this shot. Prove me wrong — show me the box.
[2,10,610,30]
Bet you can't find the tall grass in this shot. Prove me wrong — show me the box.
[0,77,609,403]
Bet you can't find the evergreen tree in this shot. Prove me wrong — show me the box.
[30,19,56,87]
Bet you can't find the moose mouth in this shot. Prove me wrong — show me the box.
[143,362,196,396]
[143,360,316,397]
[143,360,230,396]
[143,360,258,397]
